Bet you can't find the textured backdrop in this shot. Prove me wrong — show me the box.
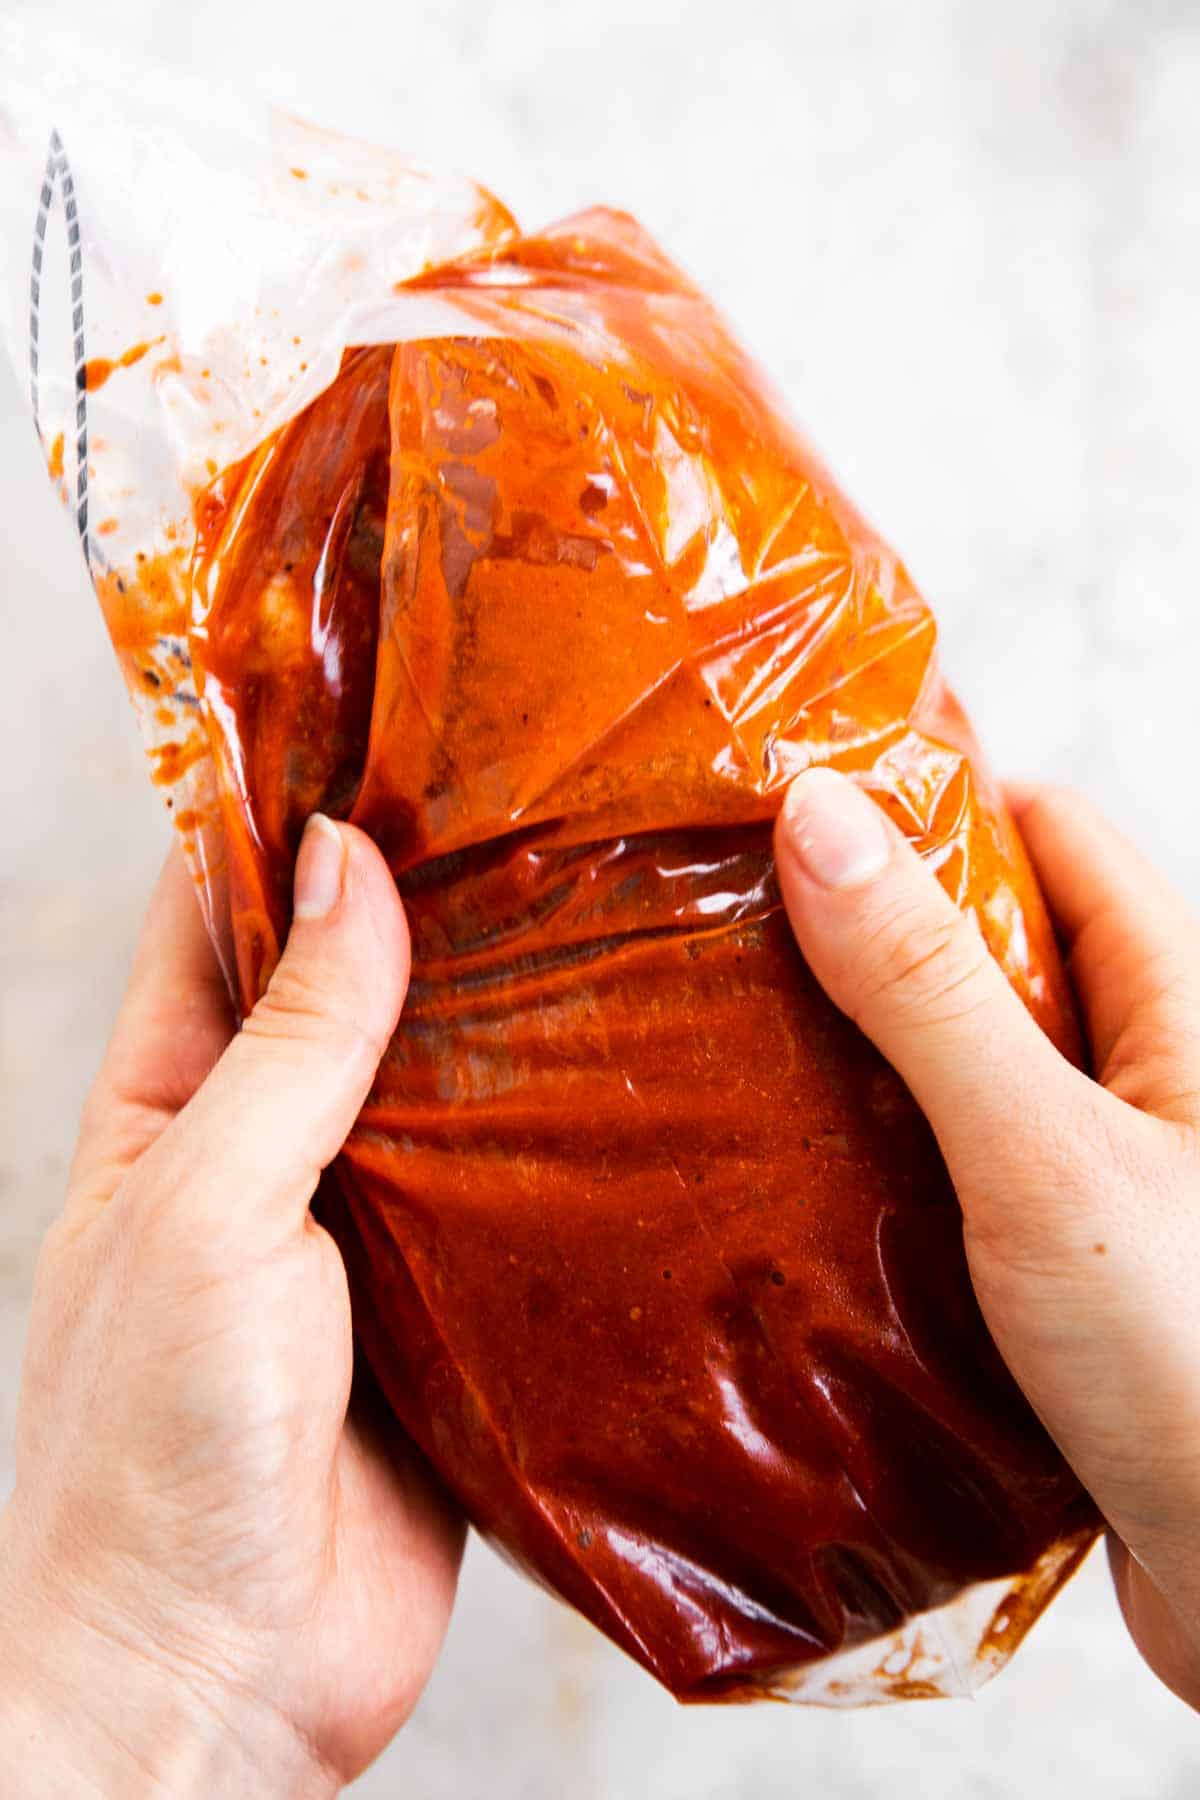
[2,1,1199,1794]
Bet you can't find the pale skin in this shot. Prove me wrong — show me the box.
[0,774,1197,1794]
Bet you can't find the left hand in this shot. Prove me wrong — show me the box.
[0,818,463,1796]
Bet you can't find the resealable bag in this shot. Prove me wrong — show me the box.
[0,25,1098,1704]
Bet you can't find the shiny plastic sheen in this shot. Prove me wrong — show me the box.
[182,209,1098,1701]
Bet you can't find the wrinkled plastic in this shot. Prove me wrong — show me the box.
[1,30,1098,1705]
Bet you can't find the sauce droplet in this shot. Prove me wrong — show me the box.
[83,336,166,392]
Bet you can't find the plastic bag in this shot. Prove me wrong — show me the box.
[0,25,1098,1705]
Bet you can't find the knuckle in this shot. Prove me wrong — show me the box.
[1024,782,1082,836]
[848,899,990,1031]
[246,961,389,1067]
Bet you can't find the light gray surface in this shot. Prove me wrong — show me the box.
[2,0,1199,1793]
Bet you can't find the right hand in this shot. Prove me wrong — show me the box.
[775,770,1200,1710]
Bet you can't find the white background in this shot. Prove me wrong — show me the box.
[3,1,1200,1793]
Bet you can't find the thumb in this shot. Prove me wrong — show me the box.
[773,767,1085,1183]
[124,815,409,1245]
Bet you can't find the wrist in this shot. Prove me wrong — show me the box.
[0,1519,338,1798]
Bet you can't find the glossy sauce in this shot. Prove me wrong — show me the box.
[190,209,1097,1700]
[83,336,163,392]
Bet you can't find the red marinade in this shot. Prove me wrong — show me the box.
[189,208,1097,1702]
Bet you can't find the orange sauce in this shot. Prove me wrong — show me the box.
[83,335,165,392]
[180,208,1097,1700]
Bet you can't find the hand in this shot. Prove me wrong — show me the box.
[0,819,463,1796]
[775,769,1200,1710]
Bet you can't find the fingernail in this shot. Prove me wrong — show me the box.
[779,769,892,890]
[294,815,346,920]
